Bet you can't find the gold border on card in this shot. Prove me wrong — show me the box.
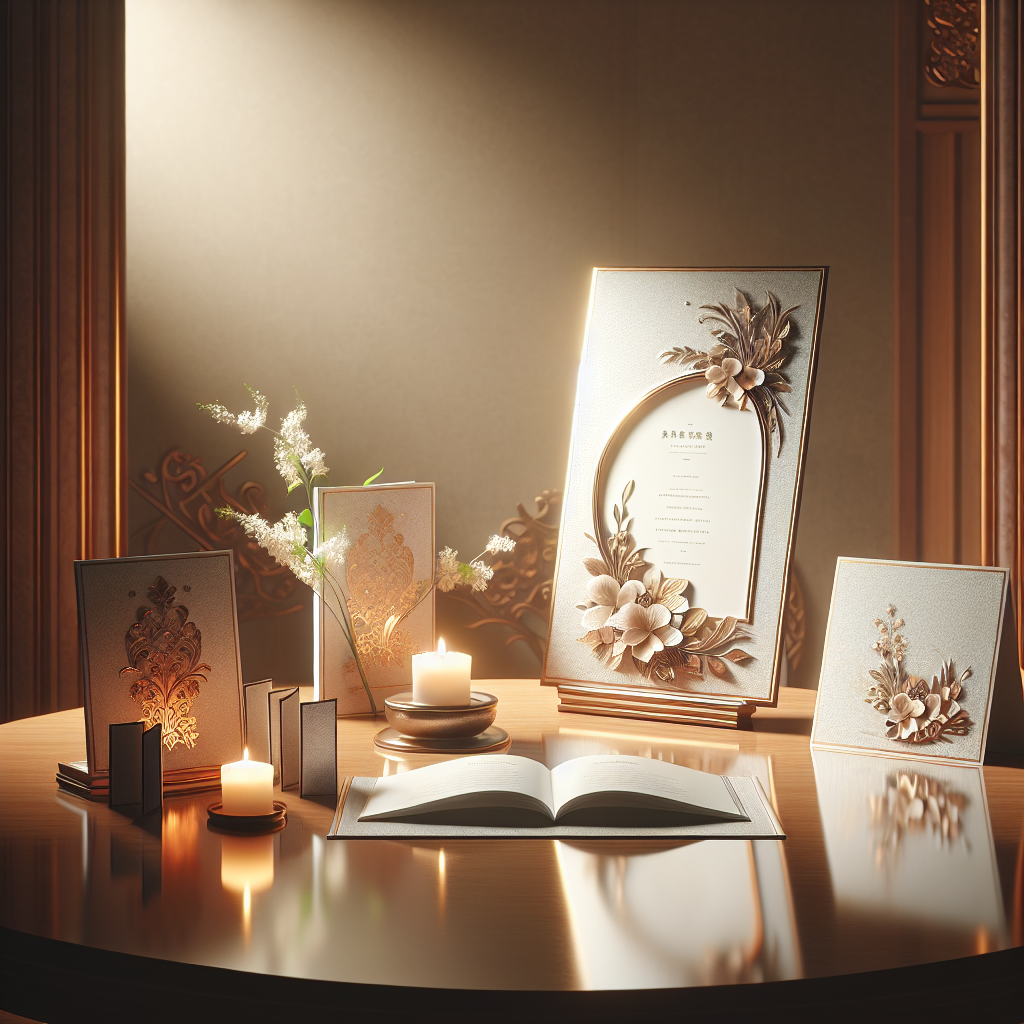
[314,481,436,711]
[542,267,828,719]
[590,371,770,624]
[810,557,1010,766]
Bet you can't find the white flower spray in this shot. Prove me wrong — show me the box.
[200,388,516,702]
[200,386,382,714]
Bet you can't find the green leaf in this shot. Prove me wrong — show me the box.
[298,509,314,528]
[287,480,303,494]
[363,467,384,486]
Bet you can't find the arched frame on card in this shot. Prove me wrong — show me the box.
[542,267,828,729]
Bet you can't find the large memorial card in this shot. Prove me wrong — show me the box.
[543,268,827,725]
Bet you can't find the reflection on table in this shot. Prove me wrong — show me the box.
[812,750,1009,951]
[556,838,801,988]
[3,683,1020,996]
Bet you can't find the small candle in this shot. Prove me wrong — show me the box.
[412,638,472,706]
[220,749,274,816]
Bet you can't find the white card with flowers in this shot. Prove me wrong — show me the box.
[543,268,827,709]
[811,558,1019,766]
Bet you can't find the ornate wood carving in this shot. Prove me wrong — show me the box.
[441,491,562,660]
[2,0,127,722]
[130,451,303,621]
[783,572,806,674]
[924,0,981,89]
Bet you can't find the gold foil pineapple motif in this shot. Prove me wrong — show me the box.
[345,505,429,669]
[121,576,210,750]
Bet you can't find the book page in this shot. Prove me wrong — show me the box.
[549,755,746,820]
[358,754,554,821]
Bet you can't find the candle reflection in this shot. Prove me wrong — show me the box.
[162,802,199,883]
[221,834,275,940]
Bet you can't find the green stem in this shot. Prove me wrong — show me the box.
[322,568,377,716]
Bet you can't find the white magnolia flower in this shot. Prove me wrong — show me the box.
[705,357,764,409]
[485,534,517,555]
[609,602,683,662]
[435,547,462,592]
[642,566,689,614]
[886,691,926,740]
[581,575,645,630]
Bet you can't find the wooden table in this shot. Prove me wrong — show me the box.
[1,682,1021,1022]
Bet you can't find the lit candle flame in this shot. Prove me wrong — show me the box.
[437,637,446,656]
[243,747,249,761]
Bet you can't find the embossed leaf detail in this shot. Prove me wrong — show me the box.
[722,649,754,664]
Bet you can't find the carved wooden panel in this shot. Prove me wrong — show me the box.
[130,450,303,621]
[980,0,1022,666]
[895,0,982,566]
[1,0,127,722]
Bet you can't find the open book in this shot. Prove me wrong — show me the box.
[358,754,750,827]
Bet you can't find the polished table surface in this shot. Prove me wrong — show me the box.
[1,680,1022,1021]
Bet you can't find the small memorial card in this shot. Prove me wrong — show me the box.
[811,558,1024,765]
[76,551,245,777]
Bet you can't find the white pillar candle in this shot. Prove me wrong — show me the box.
[412,638,472,706]
[220,749,274,816]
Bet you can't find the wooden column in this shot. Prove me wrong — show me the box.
[2,0,127,723]
[981,0,1023,662]
[895,0,983,567]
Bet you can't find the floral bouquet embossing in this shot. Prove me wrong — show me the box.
[864,605,972,745]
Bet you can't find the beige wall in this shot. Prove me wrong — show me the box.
[126,0,895,688]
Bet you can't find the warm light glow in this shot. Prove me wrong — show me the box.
[243,747,249,760]
[437,637,446,656]
[242,884,252,943]
[221,834,274,895]
[438,847,447,920]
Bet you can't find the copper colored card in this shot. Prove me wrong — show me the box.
[76,551,244,776]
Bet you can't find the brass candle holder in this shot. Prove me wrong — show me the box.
[373,691,510,754]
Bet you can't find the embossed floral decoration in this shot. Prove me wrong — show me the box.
[865,605,972,745]
[659,289,797,455]
[578,481,753,684]
[121,576,209,750]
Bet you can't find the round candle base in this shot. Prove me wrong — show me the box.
[206,800,288,835]
[373,725,511,755]
[384,691,498,738]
